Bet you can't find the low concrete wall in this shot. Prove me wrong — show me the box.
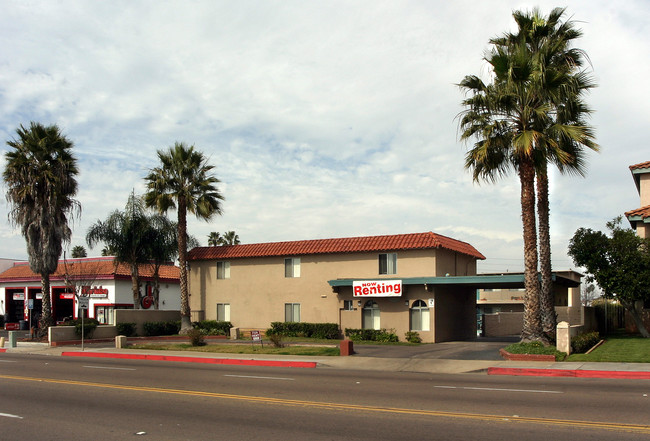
[114,309,181,336]
[49,325,117,344]
[483,312,523,337]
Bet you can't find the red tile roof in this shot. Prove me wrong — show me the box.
[0,257,179,283]
[188,232,486,261]
[630,161,650,171]
[625,205,650,219]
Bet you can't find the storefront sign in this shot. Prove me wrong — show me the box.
[82,286,109,297]
[353,280,402,297]
[60,293,75,300]
[12,293,25,301]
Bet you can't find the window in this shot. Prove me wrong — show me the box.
[217,261,230,279]
[378,253,397,275]
[410,300,430,331]
[343,300,354,311]
[285,303,300,322]
[217,303,230,321]
[284,257,300,278]
[362,300,380,330]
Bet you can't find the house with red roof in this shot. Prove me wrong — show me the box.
[0,257,180,329]
[625,161,650,238]
[187,231,487,343]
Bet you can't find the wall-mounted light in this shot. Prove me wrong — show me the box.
[357,300,362,307]
[404,300,409,306]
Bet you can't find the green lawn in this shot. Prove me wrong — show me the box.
[567,334,650,363]
[127,342,340,356]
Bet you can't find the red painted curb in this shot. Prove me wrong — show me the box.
[0,348,6,353]
[488,367,650,379]
[61,351,317,368]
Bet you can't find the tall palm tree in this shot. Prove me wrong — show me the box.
[71,245,87,258]
[144,142,224,332]
[207,231,222,246]
[87,193,154,308]
[459,7,597,343]
[221,230,240,245]
[3,122,80,333]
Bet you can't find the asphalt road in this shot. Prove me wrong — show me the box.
[1,353,649,440]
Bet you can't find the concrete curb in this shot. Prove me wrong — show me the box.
[488,367,650,379]
[61,351,317,368]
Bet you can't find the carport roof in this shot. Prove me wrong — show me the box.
[328,273,581,289]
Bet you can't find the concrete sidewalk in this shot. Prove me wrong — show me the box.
[2,340,650,379]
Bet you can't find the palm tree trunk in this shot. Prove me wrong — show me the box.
[537,164,556,340]
[519,161,545,343]
[39,274,54,337]
[131,262,141,309]
[177,197,192,333]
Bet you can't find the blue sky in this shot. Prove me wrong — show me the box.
[1,1,648,274]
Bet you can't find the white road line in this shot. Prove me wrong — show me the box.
[0,413,23,419]
[224,374,294,381]
[83,365,136,371]
[0,360,18,363]
[435,386,562,394]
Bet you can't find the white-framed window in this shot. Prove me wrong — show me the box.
[285,303,300,322]
[284,257,300,278]
[343,300,354,311]
[410,299,430,331]
[217,261,230,279]
[378,253,397,275]
[217,303,230,321]
[362,300,380,330]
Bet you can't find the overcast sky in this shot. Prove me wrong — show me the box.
[1,0,648,274]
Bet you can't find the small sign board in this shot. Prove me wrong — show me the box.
[28,299,34,310]
[251,330,261,341]
[78,297,90,310]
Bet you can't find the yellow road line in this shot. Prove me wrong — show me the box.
[2,374,648,434]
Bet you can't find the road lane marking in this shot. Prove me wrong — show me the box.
[224,375,294,381]
[435,385,563,394]
[0,412,23,419]
[1,374,648,435]
[0,360,17,363]
[83,365,137,371]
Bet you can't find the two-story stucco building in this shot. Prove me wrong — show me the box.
[187,231,486,343]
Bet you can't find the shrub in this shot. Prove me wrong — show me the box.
[0,314,5,327]
[64,318,99,338]
[143,320,181,336]
[504,341,567,361]
[116,322,137,337]
[344,328,399,343]
[187,328,205,346]
[192,320,233,336]
[571,331,601,354]
[268,333,284,348]
[266,322,340,339]
[405,331,422,344]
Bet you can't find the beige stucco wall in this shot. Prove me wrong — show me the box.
[639,173,650,206]
[188,248,478,342]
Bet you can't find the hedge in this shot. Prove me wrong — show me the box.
[344,328,399,342]
[193,320,233,335]
[571,331,601,354]
[143,320,181,336]
[266,322,340,339]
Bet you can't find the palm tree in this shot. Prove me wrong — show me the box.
[207,231,222,246]
[87,193,154,308]
[3,122,80,332]
[221,230,240,245]
[71,245,87,258]
[459,7,597,343]
[144,142,224,332]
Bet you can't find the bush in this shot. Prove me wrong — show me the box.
[187,328,205,346]
[571,331,601,354]
[143,320,181,336]
[0,314,5,327]
[192,320,233,336]
[344,328,399,343]
[504,341,567,361]
[405,331,422,344]
[63,318,99,338]
[268,333,284,348]
[266,322,340,339]
[116,322,137,337]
